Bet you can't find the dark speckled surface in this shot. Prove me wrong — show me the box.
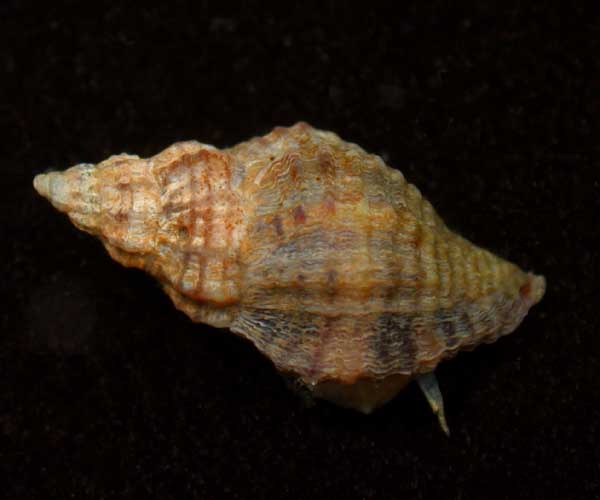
[1,2,599,498]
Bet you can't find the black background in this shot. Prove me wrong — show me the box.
[2,2,599,499]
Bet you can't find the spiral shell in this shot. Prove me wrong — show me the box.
[34,122,545,425]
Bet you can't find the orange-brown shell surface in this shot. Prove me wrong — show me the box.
[34,122,545,415]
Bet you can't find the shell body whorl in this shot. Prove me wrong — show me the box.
[34,122,545,413]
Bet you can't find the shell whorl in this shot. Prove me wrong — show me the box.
[34,141,247,309]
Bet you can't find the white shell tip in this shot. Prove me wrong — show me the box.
[33,173,50,198]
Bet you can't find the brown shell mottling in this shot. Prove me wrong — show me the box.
[34,123,545,404]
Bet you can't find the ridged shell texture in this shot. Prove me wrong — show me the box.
[34,123,545,410]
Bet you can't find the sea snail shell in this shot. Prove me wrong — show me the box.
[34,122,546,434]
